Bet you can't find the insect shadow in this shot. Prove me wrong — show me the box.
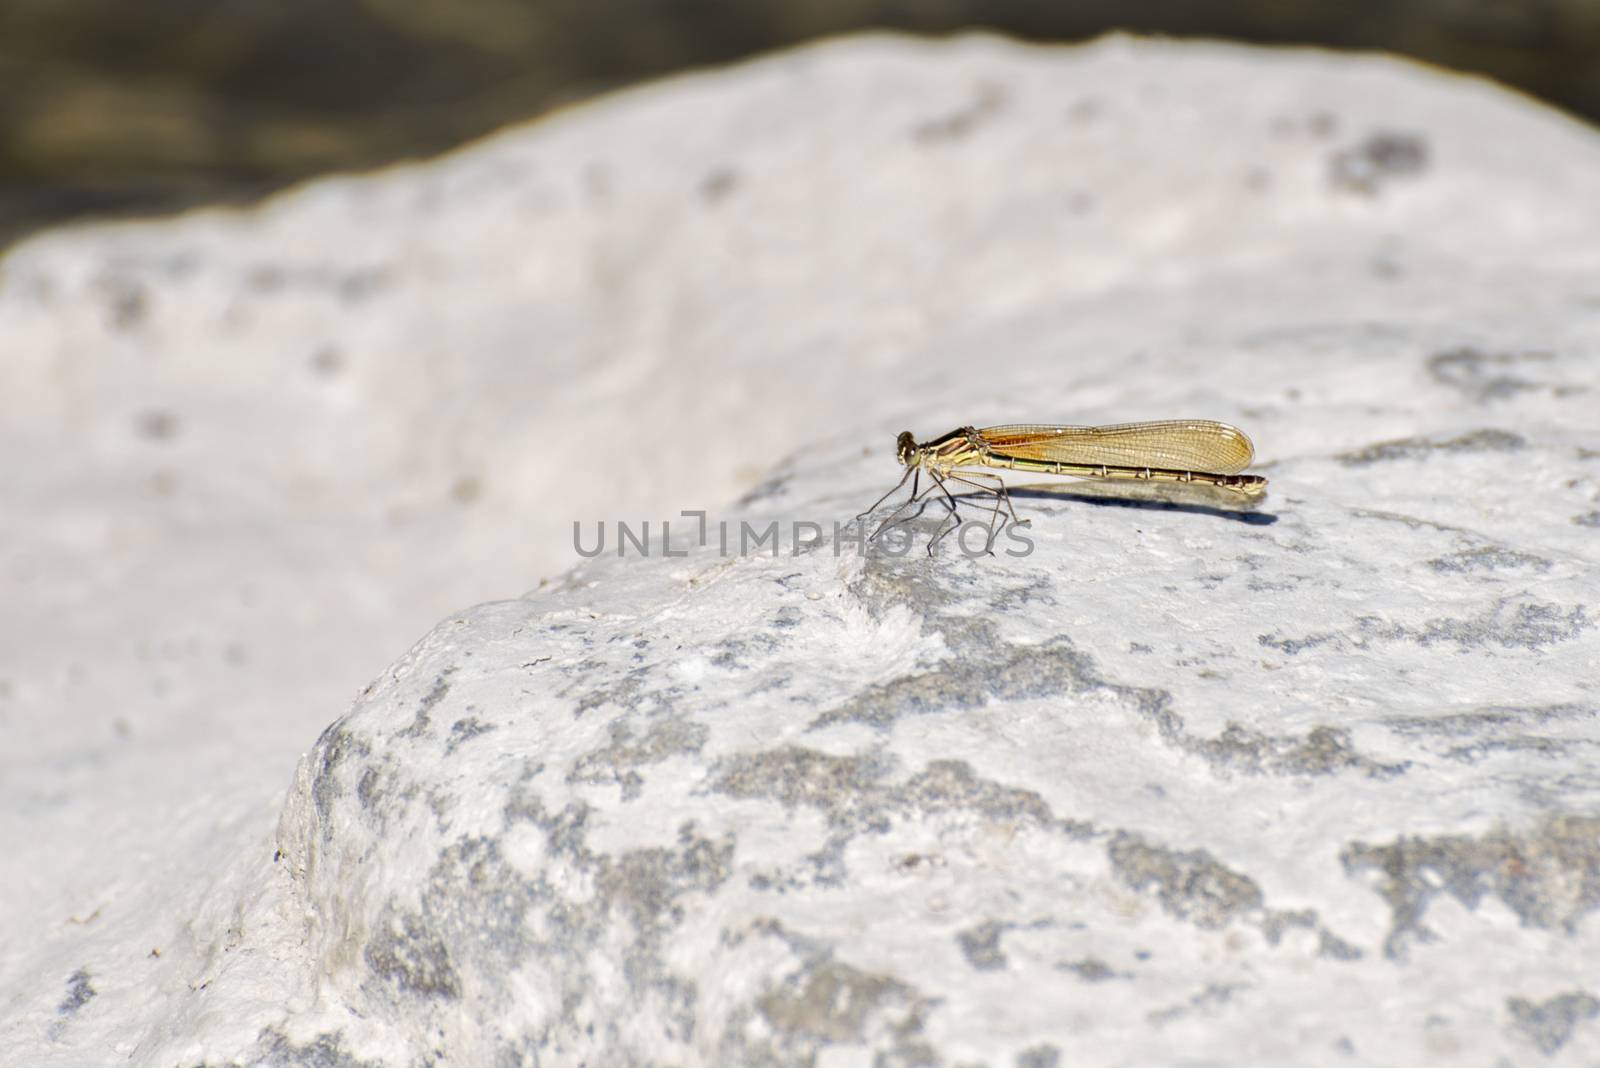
[1004,482,1278,525]
[862,476,1277,557]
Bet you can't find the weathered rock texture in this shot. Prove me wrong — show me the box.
[4,33,1599,1068]
[277,426,1599,1064]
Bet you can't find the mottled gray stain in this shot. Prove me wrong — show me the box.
[708,746,1096,892]
[1336,429,1525,466]
[1258,631,1339,655]
[1425,348,1575,405]
[1315,929,1366,961]
[699,166,739,204]
[1191,723,1407,779]
[735,463,798,507]
[807,630,1117,733]
[1328,130,1428,194]
[1014,1043,1062,1068]
[98,275,148,330]
[309,720,372,836]
[956,921,1009,971]
[495,789,735,1053]
[833,558,1404,781]
[1342,815,1600,960]
[1058,957,1121,982]
[1443,735,1599,765]
[709,630,785,670]
[1383,701,1600,771]
[288,454,1587,1063]
[1263,597,1590,657]
[569,715,710,801]
[759,961,917,1040]
[396,670,455,738]
[568,664,680,719]
[911,81,1007,143]
[1357,598,1590,652]
[1388,705,1597,740]
[354,785,736,1051]
[56,969,95,1016]
[1147,982,1247,1028]
[444,715,496,755]
[355,765,385,811]
[1108,834,1264,929]
[710,747,1091,842]
[1428,348,1538,402]
[1109,834,1360,957]
[1425,546,1552,574]
[257,1028,387,1068]
[363,907,463,1001]
[715,918,939,1065]
[1506,991,1600,1056]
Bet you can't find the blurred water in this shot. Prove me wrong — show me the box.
[2,0,1596,248]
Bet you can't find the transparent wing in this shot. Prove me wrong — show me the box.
[977,421,1256,474]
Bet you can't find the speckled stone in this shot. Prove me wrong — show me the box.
[7,32,1600,1068]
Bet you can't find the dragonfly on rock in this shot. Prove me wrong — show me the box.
[858,420,1268,552]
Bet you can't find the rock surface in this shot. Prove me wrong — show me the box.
[5,32,1600,1067]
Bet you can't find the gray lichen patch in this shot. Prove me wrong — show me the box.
[309,720,373,836]
[495,789,737,1049]
[567,664,675,719]
[56,968,95,1016]
[356,779,736,1045]
[708,745,1091,844]
[568,714,710,801]
[1258,631,1339,656]
[1424,545,1553,575]
[258,1028,387,1068]
[1388,703,1587,738]
[1506,991,1600,1056]
[1191,723,1408,779]
[1426,347,1560,404]
[364,907,463,1002]
[444,715,496,755]
[1382,704,1599,766]
[1357,597,1590,652]
[396,669,455,739]
[1057,957,1122,982]
[911,80,1007,143]
[841,557,1402,783]
[807,632,1113,732]
[714,919,939,1065]
[1328,130,1428,195]
[709,746,897,828]
[1108,834,1264,930]
[1109,834,1359,957]
[758,960,922,1042]
[956,920,1010,971]
[899,760,1090,834]
[1014,1043,1063,1068]
[1147,981,1247,1028]
[1264,596,1592,658]
[1336,429,1525,466]
[709,747,1094,891]
[594,825,737,937]
[1342,815,1600,960]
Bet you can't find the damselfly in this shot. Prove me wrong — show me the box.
[859,420,1267,551]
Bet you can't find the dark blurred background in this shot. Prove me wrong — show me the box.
[3,0,1597,250]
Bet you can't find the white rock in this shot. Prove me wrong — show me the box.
[4,31,1600,1067]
